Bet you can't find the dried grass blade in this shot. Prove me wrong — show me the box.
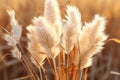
[17,43,40,80]
[12,75,32,80]
[109,38,120,44]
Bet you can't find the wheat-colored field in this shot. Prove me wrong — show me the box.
[0,0,120,80]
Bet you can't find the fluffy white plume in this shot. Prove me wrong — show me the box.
[78,15,108,69]
[4,34,17,46]
[32,17,60,58]
[7,10,22,41]
[4,10,22,59]
[4,34,21,60]
[44,0,62,37]
[27,25,46,66]
[62,6,81,54]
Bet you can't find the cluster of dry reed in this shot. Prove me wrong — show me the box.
[3,0,108,80]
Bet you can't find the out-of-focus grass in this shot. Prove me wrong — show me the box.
[0,0,120,80]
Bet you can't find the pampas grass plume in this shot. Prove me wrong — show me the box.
[4,10,22,59]
[78,15,108,69]
[27,25,46,67]
[62,6,81,54]
[32,17,60,58]
[44,0,62,37]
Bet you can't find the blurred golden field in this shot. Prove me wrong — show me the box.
[0,0,120,80]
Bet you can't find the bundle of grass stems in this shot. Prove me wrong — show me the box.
[3,0,108,80]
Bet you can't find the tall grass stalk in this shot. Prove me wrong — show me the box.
[38,67,42,80]
[84,68,88,80]
[66,54,69,80]
[52,58,58,80]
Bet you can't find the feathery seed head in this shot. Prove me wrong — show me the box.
[4,10,22,59]
[61,6,82,54]
[31,17,60,58]
[27,25,47,66]
[44,0,62,37]
[78,15,108,69]
[7,10,22,41]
